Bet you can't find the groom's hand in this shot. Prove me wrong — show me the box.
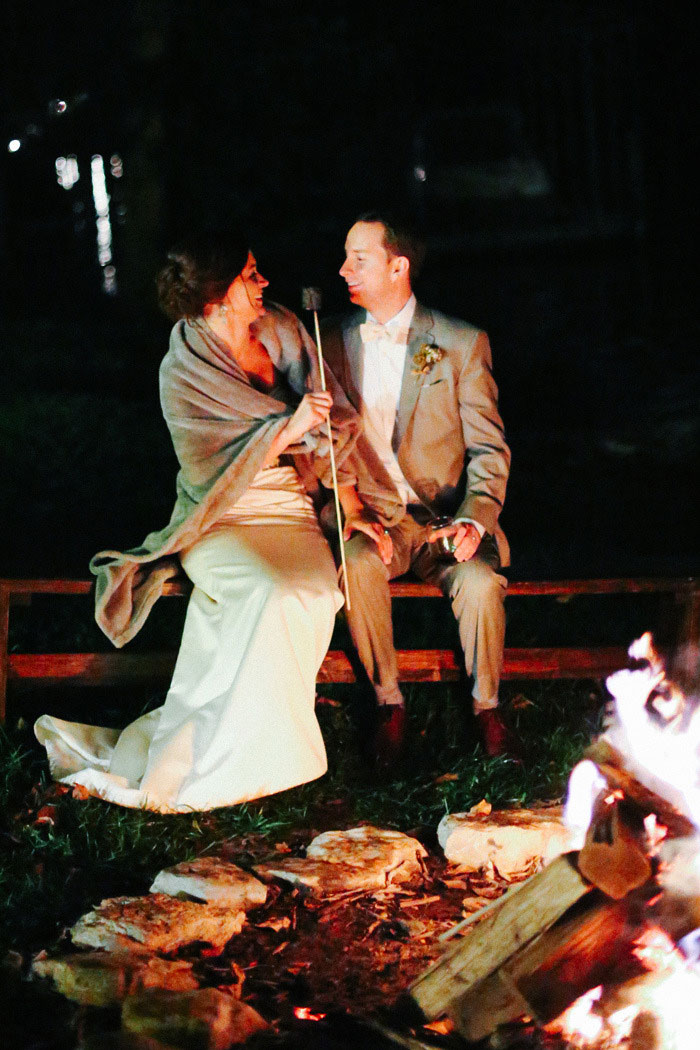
[343,512,393,565]
[427,522,481,563]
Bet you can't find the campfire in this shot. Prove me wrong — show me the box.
[406,632,700,1049]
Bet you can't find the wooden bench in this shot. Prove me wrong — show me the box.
[1,576,698,722]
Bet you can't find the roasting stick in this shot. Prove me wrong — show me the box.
[302,287,351,611]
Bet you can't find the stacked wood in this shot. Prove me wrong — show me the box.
[406,755,700,1044]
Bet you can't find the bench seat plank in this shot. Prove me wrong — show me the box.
[2,576,697,599]
[9,645,630,688]
[2,575,696,720]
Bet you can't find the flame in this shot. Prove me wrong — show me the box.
[548,985,604,1046]
[548,929,700,1048]
[604,637,700,829]
[633,925,682,969]
[644,813,669,854]
[293,1006,326,1022]
[556,636,700,1046]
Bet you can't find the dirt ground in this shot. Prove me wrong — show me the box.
[186,826,540,1048]
[7,820,559,1049]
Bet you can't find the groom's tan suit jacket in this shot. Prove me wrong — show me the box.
[323,302,511,566]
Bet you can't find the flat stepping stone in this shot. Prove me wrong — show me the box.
[255,825,427,896]
[122,988,268,1049]
[438,807,573,877]
[32,952,198,1006]
[150,858,267,910]
[70,895,245,955]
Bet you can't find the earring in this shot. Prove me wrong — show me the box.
[218,302,228,317]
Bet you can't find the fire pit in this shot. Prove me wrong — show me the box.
[405,632,700,1049]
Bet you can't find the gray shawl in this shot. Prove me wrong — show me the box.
[90,302,362,647]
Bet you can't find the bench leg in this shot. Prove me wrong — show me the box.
[0,584,9,724]
[674,589,700,687]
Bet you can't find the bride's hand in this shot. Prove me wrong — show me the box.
[343,511,393,565]
[284,391,333,444]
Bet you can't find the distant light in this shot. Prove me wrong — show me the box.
[109,153,123,178]
[50,99,68,115]
[90,154,118,294]
[414,166,427,182]
[8,139,21,153]
[55,154,80,190]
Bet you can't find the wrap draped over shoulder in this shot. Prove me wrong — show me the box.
[90,302,365,648]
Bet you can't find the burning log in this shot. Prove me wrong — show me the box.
[582,739,695,840]
[449,893,649,1041]
[577,793,652,899]
[405,633,700,1046]
[406,853,592,1022]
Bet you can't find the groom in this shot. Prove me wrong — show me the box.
[323,212,513,766]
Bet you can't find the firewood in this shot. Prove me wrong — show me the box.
[450,893,646,1041]
[584,740,694,838]
[407,853,591,1020]
[578,798,652,899]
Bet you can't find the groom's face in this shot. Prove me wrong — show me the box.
[340,222,397,314]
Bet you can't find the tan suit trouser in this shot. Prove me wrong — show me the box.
[340,514,507,713]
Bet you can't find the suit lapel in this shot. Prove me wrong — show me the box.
[341,312,364,411]
[392,302,435,453]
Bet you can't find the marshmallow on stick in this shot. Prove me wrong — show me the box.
[302,287,351,610]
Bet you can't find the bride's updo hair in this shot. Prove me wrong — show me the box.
[156,230,250,321]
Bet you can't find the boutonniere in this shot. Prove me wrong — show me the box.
[412,342,445,376]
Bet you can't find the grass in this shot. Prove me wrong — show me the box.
[0,678,604,956]
[0,383,656,958]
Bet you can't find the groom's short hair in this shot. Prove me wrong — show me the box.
[355,211,426,281]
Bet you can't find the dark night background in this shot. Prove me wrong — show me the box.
[1,0,697,581]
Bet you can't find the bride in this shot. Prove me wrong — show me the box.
[35,231,391,813]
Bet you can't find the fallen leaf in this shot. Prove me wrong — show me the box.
[256,916,291,932]
[497,858,541,882]
[424,1018,455,1035]
[441,877,468,890]
[511,693,534,710]
[274,842,292,853]
[468,799,492,816]
[72,784,91,801]
[315,694,340,707]
[434,772,459,784]
[461,896,491,913]
[34,806,56,826]
[398,895,442,909]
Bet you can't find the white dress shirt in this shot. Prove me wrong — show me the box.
[359,296,420,506]
[358,296,484,538]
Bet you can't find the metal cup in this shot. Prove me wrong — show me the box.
[427,516,456,560]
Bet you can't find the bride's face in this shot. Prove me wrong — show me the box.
[224,252,269,324]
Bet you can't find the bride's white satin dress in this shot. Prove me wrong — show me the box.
[35,466,343,812]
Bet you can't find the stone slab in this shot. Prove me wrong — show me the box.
[437,807,573,876]
[306,825,427,870]
[150,858,267,910]
[122,988,268,1049]
[32,952,199,1006]
[70,895,245,955]
[255,825,427,896]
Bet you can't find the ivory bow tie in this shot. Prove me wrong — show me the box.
[359,322,410,345]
